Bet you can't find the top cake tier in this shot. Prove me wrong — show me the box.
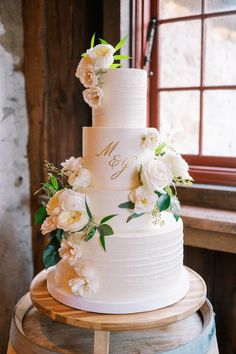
[92,68,147,128]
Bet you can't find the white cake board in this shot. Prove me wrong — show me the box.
[47,266,190,314]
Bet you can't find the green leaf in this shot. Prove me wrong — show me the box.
[100,214,117,224]
[115,34,128,51]
[127,213,144,223]
[56,229,63,242]
[165,185,173,197]
[99,38,108,44]
[157,194,171,212]
[50,174,58,191]
[43,236,61,269]
[155,143,166,155]
[97,224,114,237]
[170,196,180,222]
[85,226,97,241]
[110,63,121,68]
[118,201,135,209]
[113,55,131,60]
[99,235,106,251]
[90,33,96,48]
[81,53,86,57]
[34,207,47,225]
[85,198,92,219]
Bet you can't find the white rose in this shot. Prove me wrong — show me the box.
[162,151,192,180]
[59,234,83,265]
[141,158,173,192]
[68,266,98,297]
[78,64,98,88]
[61,156,83,177]
[86,44,115,70]
[46,190,64,216]
[58,189,87,212]
[83,86,103,108]
[68,168,91,190]
[57,210,89,232]
[143,128,160,150]
[129,186,157,213]
[41,216,57,235]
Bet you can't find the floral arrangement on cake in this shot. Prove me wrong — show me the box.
[119,129,193,224]
[75,33,130,108]
[35,158,117,269]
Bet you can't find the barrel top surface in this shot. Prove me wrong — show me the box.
[30,267,206,331]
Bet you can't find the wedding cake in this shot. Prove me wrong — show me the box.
[37,36,192,314]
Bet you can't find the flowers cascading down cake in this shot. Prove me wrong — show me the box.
[36,35,193,314]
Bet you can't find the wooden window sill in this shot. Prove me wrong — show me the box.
[181,205,236,254]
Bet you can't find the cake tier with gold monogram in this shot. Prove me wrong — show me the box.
[41,38,192,314]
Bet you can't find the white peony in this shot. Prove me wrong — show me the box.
[143,128,160,150]
[41,216,57,235]
[141,158,173,192]
[162,151,192,180]
[83,86,103,108]
[58,234,83,265]
[129,186,157,213]
[86,44,115,70]
[68,168,91,190]
[58,189,87,212]
[68,266,98,297]
[57,210,89,232]
[61,156,83,177]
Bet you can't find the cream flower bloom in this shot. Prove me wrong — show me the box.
[141,158,173,192]
[78,64,98,88]
[162,151,192,180]
[58,234,83,265]
[41,216,57,235]
[61,156,83,177]
[57,210,89,232]
[129,186,157,213]
[83,86,103,108]
[58,189,86,212]
[75,55,92,78]
[46,190,64,216]
[68,266,98,297]
[86,44,115,70]
[68,168,91,190]
[143,128,160,150]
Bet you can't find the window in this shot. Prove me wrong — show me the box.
[132,0,236,186]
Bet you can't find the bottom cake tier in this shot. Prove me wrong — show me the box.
[47,213,190,314]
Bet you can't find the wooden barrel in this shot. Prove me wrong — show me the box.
[7,293,218,354]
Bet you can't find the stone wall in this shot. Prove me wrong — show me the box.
[0,1,33,352]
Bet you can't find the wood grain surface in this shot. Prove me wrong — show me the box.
[30,267,206,331]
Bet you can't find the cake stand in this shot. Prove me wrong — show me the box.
[30,267,206,354]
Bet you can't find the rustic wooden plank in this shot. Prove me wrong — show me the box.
[181,205,236,235]
[184,228,236,254]
[94,331,110,354]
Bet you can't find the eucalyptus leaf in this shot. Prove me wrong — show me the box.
[97,224,114,237]
[85,226,97,241]
[34,206,47,225]
[99,235,106,251]
[170,196,180,222]
[43,236,61,269]
[118,201,135,209]
[157,194,171,211]
[85,198,92,219]
[115,34,128,51]
[99,38,108,44]
[110,63,121,68]
[113,55,131,60]
[100,214,117,224]
[56,228,63,242]
[127,213,144,223]
[90,33,96,48]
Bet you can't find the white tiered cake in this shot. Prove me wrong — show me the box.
[46,67,190,314]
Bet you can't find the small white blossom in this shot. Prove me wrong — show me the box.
[61,157,83,177]
[68,266,98,297]
[86,44,115,70]
[68,168,91,190]
[143,129,160,150]
[59,234,83,265]
[83,86,104,108]
[129,186,157,213]
[162,151,192,180]
[141,158,173,192]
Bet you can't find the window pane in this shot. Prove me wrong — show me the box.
[159,91,200,154]
[205,0,236,13]
[204,15,236,85]
[159,0,201,19]
[159,21,201,87]
[203,90,236,157]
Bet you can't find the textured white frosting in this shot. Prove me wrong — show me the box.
[83,127,153,190]
[92,68,147,128]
